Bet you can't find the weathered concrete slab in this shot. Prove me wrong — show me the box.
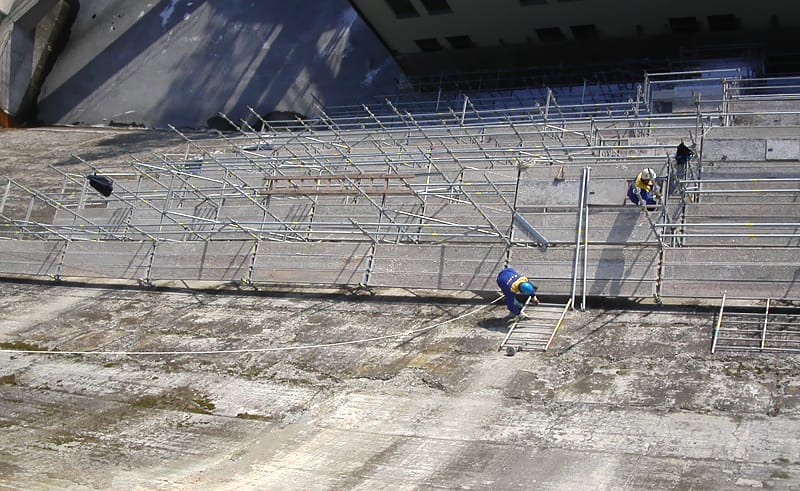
[252,242,370,285]
[0,239,62,276]
[150,241,253,281]
[702,139,766,161]
[766,139,800,160]
[728,100,800,126]
[369,244,505,290]
[696,162,800,187]
[60,241,152,279]
[516,175,582,206]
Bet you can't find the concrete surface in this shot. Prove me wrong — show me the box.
[2,278,800,489]
[1,121,800,491]
[36,0,403,128]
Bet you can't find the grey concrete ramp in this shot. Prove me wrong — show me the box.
[369,244,505,290]
[60,241,152,279]
[150,241,253,281]
[661,247,800,299]
[0,239,62,276]
[252,242,370,285]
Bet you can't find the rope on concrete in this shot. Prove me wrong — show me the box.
[0,295,504,357]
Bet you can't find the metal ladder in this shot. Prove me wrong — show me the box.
[499,299,573,355]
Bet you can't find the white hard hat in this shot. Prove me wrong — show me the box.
[642,168,656,181]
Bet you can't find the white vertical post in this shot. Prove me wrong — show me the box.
[761,298,771,350]
[581,167,591,311]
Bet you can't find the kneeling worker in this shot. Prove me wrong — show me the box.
[497,267,539,317]
[627,167,661,211]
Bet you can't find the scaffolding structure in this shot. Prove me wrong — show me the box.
[1,68,800,304]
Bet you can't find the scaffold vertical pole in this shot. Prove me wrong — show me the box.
[581,167,591,311]
[571,167,588,309]
[761,298,771,350]
[711,292,727,354]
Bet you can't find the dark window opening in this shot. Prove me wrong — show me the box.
[669,17,699,34]
[536,27,565,43]
[557,0,583,2]
[570,24,598,41]
[446,35,475,49]
[520,0,547,5]
[707,14,740,32]
[415,38,443,52]
[420,0,452,15]
[386,0,419,19]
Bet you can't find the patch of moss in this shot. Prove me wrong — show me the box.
[772,471,789,479]
[0,374,17,385]
[236,412,272,421]
[0,341,47,351]
[129,386,216,414]
[192,394,216,413]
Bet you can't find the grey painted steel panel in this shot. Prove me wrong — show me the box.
[150,241,253,281]
[60,241,152,279]
[369,244,506,290]
[661,247,800,299]
[0,239,63,276]
[252,242,370,285]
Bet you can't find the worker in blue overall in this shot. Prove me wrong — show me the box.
[496,267,539,317]
[627,167,661,211]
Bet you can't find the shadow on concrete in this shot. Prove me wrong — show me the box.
[38,0,203,124]
[38,0,400,128]
[50,129,186,166]
[477,316,512,333]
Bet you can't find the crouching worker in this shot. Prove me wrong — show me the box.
[675,141,694,166]
[627,167,661,211]
[497,267,539,318]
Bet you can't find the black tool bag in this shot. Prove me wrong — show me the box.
[87,174,114,197]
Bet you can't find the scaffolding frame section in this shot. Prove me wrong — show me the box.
[711,296,800,353]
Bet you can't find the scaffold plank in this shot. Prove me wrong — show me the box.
[0,239,64,277]
[661,247,800,299]
[369,244,506,290]
[251,242,371,285]
[150,241,253,281]
[60,241,152,279]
